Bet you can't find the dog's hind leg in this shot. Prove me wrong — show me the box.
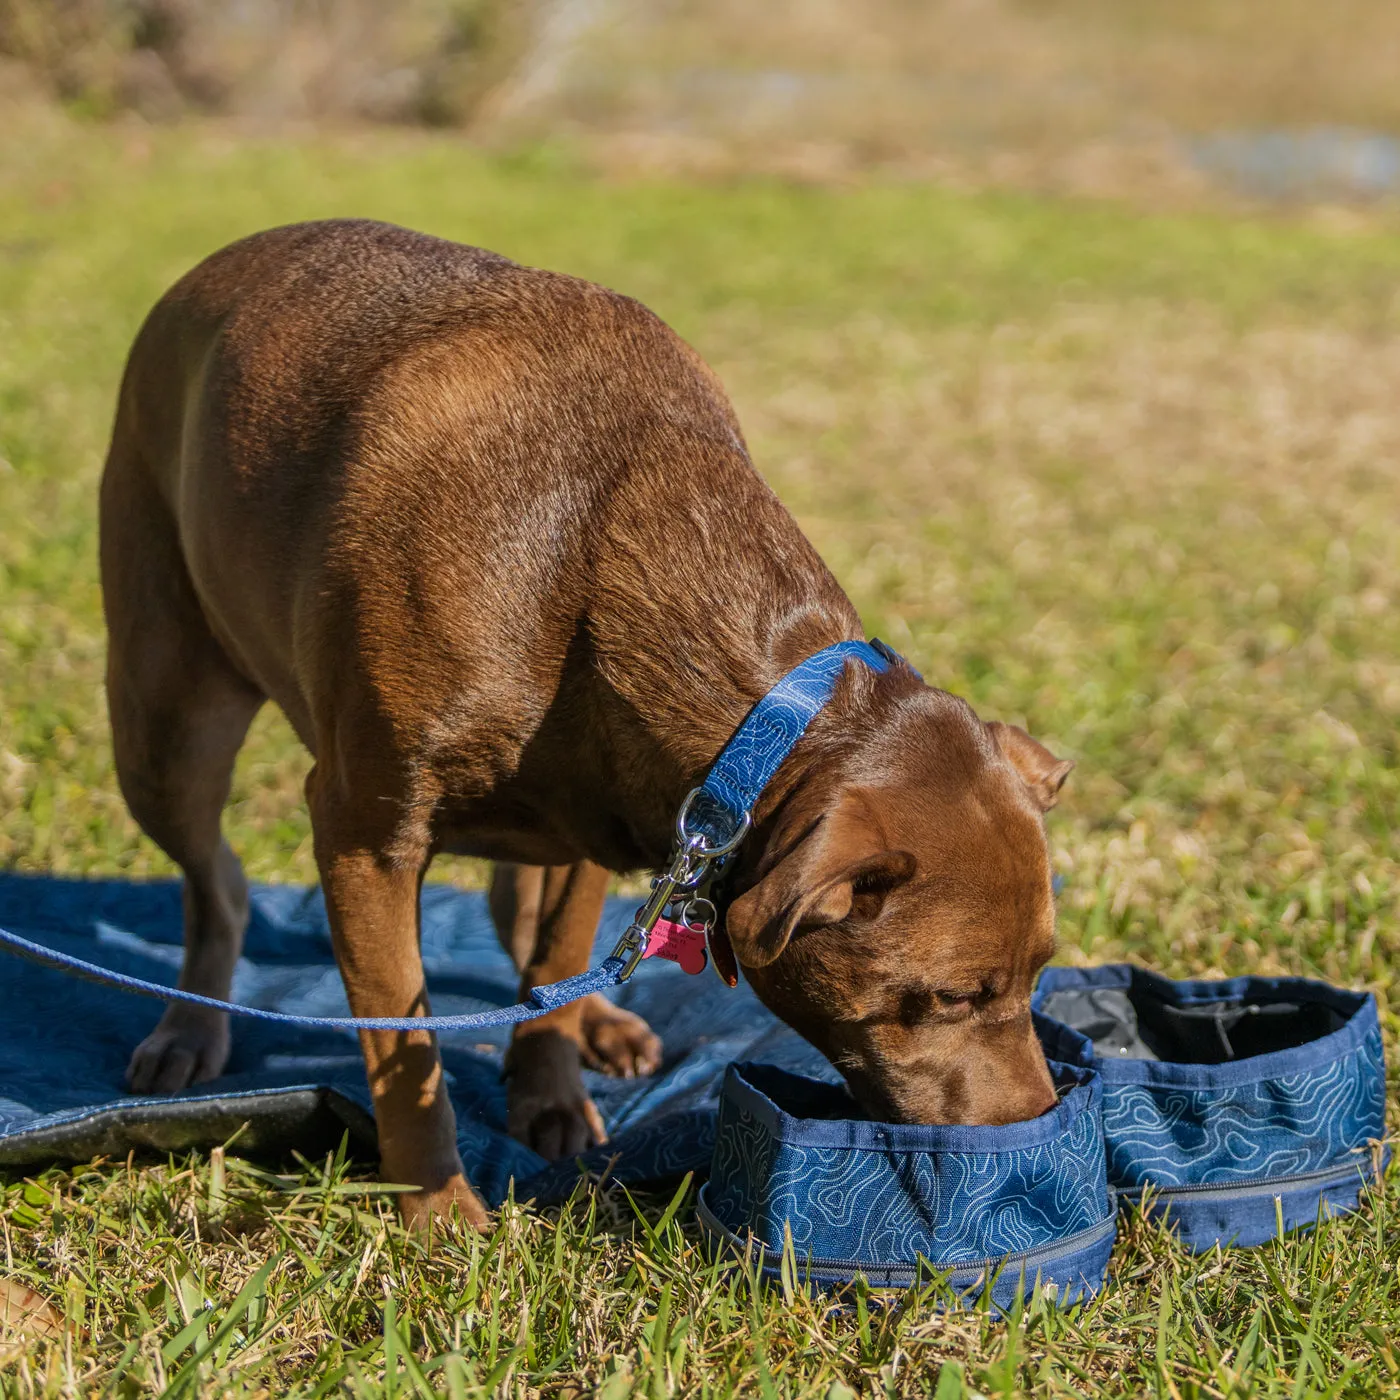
[100,434,264,1095]
[489,862,662,1158]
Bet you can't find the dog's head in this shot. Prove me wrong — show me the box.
[717,666,1070,1127]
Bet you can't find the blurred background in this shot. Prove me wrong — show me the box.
[2,0,1399,993]
[5,0,1400,199]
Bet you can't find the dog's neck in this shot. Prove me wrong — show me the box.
[581,604,909,869]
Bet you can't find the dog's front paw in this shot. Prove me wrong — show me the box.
[398,1173,492,1234]
[506,1030,608,1159]
[579,994,662,1079]
[126,1008,230,1094]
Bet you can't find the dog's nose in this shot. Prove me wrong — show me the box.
[1021,1078,1062,1120]
[860,1056,1061,1126]
[961,1038,1060,1125]
[968,1081,1059,1126]
[1002,1046,1060,1123]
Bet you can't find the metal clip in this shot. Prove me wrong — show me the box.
[609,788,751,980]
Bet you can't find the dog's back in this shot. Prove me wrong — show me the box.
[105,218,853,858]
[114,222,756,732]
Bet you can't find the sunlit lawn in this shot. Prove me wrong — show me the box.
[1,111,1398,1395]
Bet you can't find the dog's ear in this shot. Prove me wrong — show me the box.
[723,795,916,971]
[987,721,1074,811]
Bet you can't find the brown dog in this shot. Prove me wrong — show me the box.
[99,219,1071,1228]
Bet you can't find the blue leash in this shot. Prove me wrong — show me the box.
[0,927,626,1031]
[0,639,898,1033]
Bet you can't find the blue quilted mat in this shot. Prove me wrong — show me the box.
[0,874,831,1205]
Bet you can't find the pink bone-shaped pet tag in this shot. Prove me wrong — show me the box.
[641,917,709,976]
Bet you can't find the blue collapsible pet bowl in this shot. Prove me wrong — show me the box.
[1034,964,1387,1251]
[696,1018,1116,1307]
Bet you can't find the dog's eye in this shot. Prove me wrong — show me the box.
[893,985,984,1026]
[933,990,978,1011]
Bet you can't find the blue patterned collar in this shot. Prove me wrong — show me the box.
[611,638,906,980]
[689,638,902,847]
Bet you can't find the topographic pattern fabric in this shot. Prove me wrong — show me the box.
[1098,1027,1386,1189]
[0,873,835,1206]
[1034,966,1387,1191]
[703,1058,1113,1271]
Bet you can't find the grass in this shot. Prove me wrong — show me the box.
[0,110,1398,1394]
[5,1150,1400,1398]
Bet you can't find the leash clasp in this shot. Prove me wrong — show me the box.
[610,788,750,980]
